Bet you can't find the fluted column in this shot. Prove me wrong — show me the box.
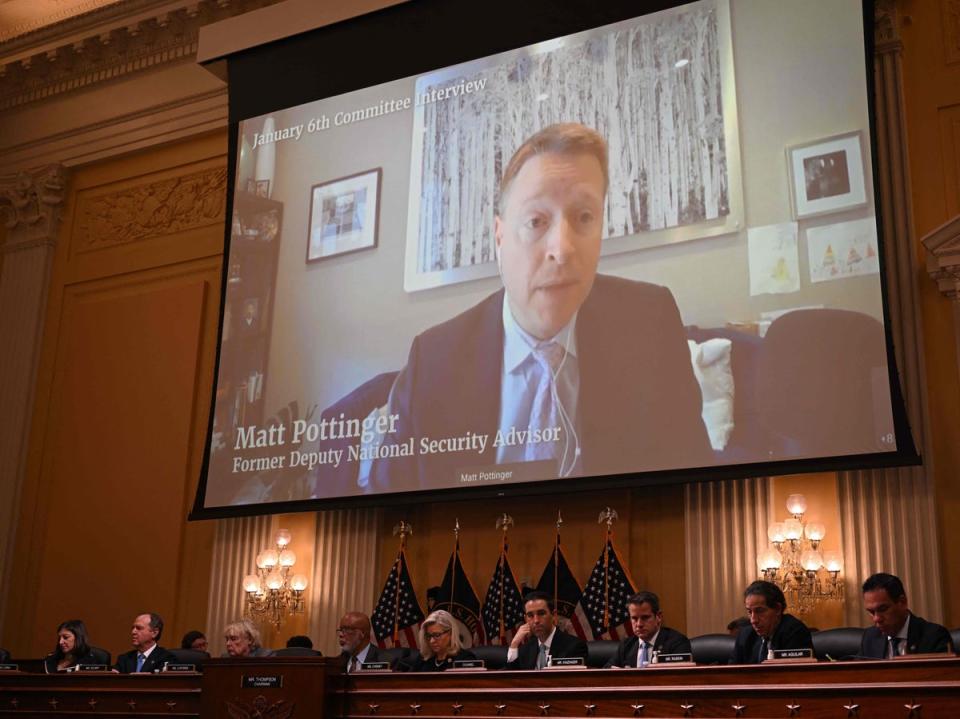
[684,477,770,637]
[308,507,382,657]
[836,0,944,626]
[0,164,67,638]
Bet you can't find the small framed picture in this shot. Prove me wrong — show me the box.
[245,179,257,194]
[255,179,270,198]
[307,168,382,262]
[787,131,867,219]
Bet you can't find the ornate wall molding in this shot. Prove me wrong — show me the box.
[74,165,226,251]
[922,215,960,301]
[0,164,67,252]
[874,0,902,51]
[0,0,281,112]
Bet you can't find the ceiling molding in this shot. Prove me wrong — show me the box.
[0,0,281,113]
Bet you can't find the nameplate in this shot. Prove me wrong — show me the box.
[162,663,196,672]
[360,661,391,671]
[769,648,815,663]
[0,664,18,671]
[242,675,282,688]
[76,664,109,672]
[656,653,694,664]
[450,659,485,671]
[548,657,584,668]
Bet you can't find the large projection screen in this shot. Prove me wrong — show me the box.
[192,0,917,518]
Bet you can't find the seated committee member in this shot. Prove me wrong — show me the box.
[606,591,691,668]
[730,581,813,664]
[44,619,100,673]
[507,591,588,669]
[0,647,9,663]
[338,611,387,672]
[223,619,274,658]
[180,630,208,654]
[115,613,176,673]
[399,610,476,672]
[369,123,711,494]
[860,572,952,658]
[286,634,315,649]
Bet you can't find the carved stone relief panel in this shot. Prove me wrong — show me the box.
[74,166,226,251]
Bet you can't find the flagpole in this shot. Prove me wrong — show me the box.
[554,510,562,614]
[598,508,618,634]
[495,513,514,644]
[392,521,412,645]
[451,518,460,613]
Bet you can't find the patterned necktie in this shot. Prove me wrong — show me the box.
[136,653,145,672]
[536,643,548,670]
[526,342,565,462]
[638,642,649,668]
[350,655,360,673]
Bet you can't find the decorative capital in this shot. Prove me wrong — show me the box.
[0,164,67,252]
[921,215,960,302]
[874,0,902,51]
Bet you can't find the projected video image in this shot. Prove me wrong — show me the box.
[204,0,896,509]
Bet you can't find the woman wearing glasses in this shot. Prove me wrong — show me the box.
[402,610,475,672]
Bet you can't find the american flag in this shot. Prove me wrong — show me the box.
[535,536,589,641]
[371,548,424,648]
[481,543,524,645]
[573,538,637,640]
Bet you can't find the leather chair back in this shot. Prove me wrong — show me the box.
[690,633,734,665]
[470,645,508,670]
[950,628,960,656]
[272,647,323,657]
[587,640,619,668]
[811,627,865,661]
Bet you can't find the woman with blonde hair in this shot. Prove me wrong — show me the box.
[223,619,274,657]
[402,610,475,671]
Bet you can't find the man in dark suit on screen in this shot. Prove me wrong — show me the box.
[730,581,812,665]
[506,591,588,670]
[605,591,691,667]
[859,572,951,658]
[370,123,711,495]
[114,613,175,673]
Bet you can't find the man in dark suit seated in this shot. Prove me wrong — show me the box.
[605,591,691,667]
[114,613,176,673]
[338,612,388,672]
[730,581,812,664]
[506,591,588,669]
[371,123,711,495]
[860,572,952,658]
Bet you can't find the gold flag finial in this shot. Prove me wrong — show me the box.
[454,518,461,540]
[495,513,514,531]
[392,520,413,538]
[598,507,618,529]
[556,509,563,532]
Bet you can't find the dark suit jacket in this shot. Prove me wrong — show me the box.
[43,649,106,673]
[0,648,9,663]
[506,628,589,670]
[859,613,952,658]
[114,645,177,673]
[341,643,392,671]
[372,276,711,493]
[604,626,692,667]
[729,613,812,665]
[401,648,477,672]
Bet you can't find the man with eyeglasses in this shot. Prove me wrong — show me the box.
[337,612,386,672]
[506,591,588,670]
[860,573,952,659]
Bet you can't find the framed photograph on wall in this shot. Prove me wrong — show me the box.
[787,130,867,219]
[307,168,382,263]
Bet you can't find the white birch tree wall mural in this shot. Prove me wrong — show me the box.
[405,0,737,292]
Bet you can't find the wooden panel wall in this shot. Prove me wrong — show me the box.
[378,485,690,635]
[899,0,960,626]
[2,132,226,658]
